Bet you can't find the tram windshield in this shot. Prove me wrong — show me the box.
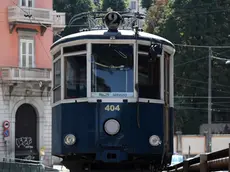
[91,44,134,98]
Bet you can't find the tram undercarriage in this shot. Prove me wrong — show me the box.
[61,155,168,172]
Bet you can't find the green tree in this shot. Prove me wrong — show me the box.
[102,0,128,11]
[53,0,94,39]
[144,2,168,33]
[146,0,230,134]
[141,0,153,10]
[94,0,102,11]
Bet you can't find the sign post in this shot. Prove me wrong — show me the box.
[3,121,10,138]
[2,121,10,161]
[3,121,10,130]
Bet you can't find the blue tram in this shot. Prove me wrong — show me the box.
[50,12,175,172]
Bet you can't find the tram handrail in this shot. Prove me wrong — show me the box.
[167,143,230,171]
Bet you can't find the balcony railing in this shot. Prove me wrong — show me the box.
[8,6,53,25]
[0,67,51,82]
[53,11,66,28]
[8,6,66,29]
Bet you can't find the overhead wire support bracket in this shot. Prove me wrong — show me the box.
[68,11,146,31]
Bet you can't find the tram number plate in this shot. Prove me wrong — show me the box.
[104,105,120,111]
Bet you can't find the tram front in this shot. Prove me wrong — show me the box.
[51,11,175,172]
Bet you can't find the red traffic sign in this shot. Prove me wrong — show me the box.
[3,129,9,137]
[3,121,10,129]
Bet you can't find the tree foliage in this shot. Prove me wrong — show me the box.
[53,0,94,39]
[141,0,153,10]
[146,0,230,134]
[102,0,128,11]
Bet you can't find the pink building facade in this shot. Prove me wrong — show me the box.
[0,0,65,166]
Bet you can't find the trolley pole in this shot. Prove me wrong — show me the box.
[208,47,212,152]
[137,0,140,27]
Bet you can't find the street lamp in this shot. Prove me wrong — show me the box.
[226,60,230,64]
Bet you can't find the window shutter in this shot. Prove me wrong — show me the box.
[28,0,33,7]
[21,0,26,6]
[19,40,22,67]
[28,42,33,67]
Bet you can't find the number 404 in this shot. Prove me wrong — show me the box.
[104,105,120,111]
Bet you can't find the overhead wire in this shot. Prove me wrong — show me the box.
[5,0,230,52]
[164,2,230,114]
[173,8,230,16]
[175,106,230,113]
[174,44,230,49]
[10,1,230,112]
[10,0,62,38]
[5,2,54,162]
[175,96,230,99]
[212,50,230,59]
[174,76,230,111]
[174,102,230,105]
[175,83,230,95]
[174,57,207,67]
[159,2,230,48]
[8,0,55,61]
[36,35,52,60]
[175,77,230,89]
[174,79,230,109]
[149,2,230,116]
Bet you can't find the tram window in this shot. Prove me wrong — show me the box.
[53,87,61,103]
[53,50,61,60]
[138,53,160,99]
[53,59,61,103]
[91,44,134,98]
[138,44,149,52]
[164,52,170,103]
[63,44,86,54]
[65,55,86,99]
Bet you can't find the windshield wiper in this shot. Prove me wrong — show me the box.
[113,48,127,59]
[94,62,125,69]
[109,45,128,59]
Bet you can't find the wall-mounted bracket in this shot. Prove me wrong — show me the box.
[40,26,47,36]
[8,83,17,97]
[9,23,16,34]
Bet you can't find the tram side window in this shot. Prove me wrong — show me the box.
[65,55,86,99]
[53,59,61,103]
[164,52,170,103]
[138,53,160,99]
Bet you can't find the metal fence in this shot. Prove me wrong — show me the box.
[0,158,58,172]
[167,143,230,172]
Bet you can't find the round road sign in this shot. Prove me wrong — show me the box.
[3,129,9,137]
[3,121,10,129]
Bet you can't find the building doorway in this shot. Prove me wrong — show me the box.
[15,103,39,160]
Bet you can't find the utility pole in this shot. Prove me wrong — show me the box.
[208,47,212,152]
[137,0,140,27]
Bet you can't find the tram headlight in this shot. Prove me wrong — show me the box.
[104,119,120,135]
[64,134,76,145]
[149,135,161,146]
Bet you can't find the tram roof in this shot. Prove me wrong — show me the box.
[51,30,175,50]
